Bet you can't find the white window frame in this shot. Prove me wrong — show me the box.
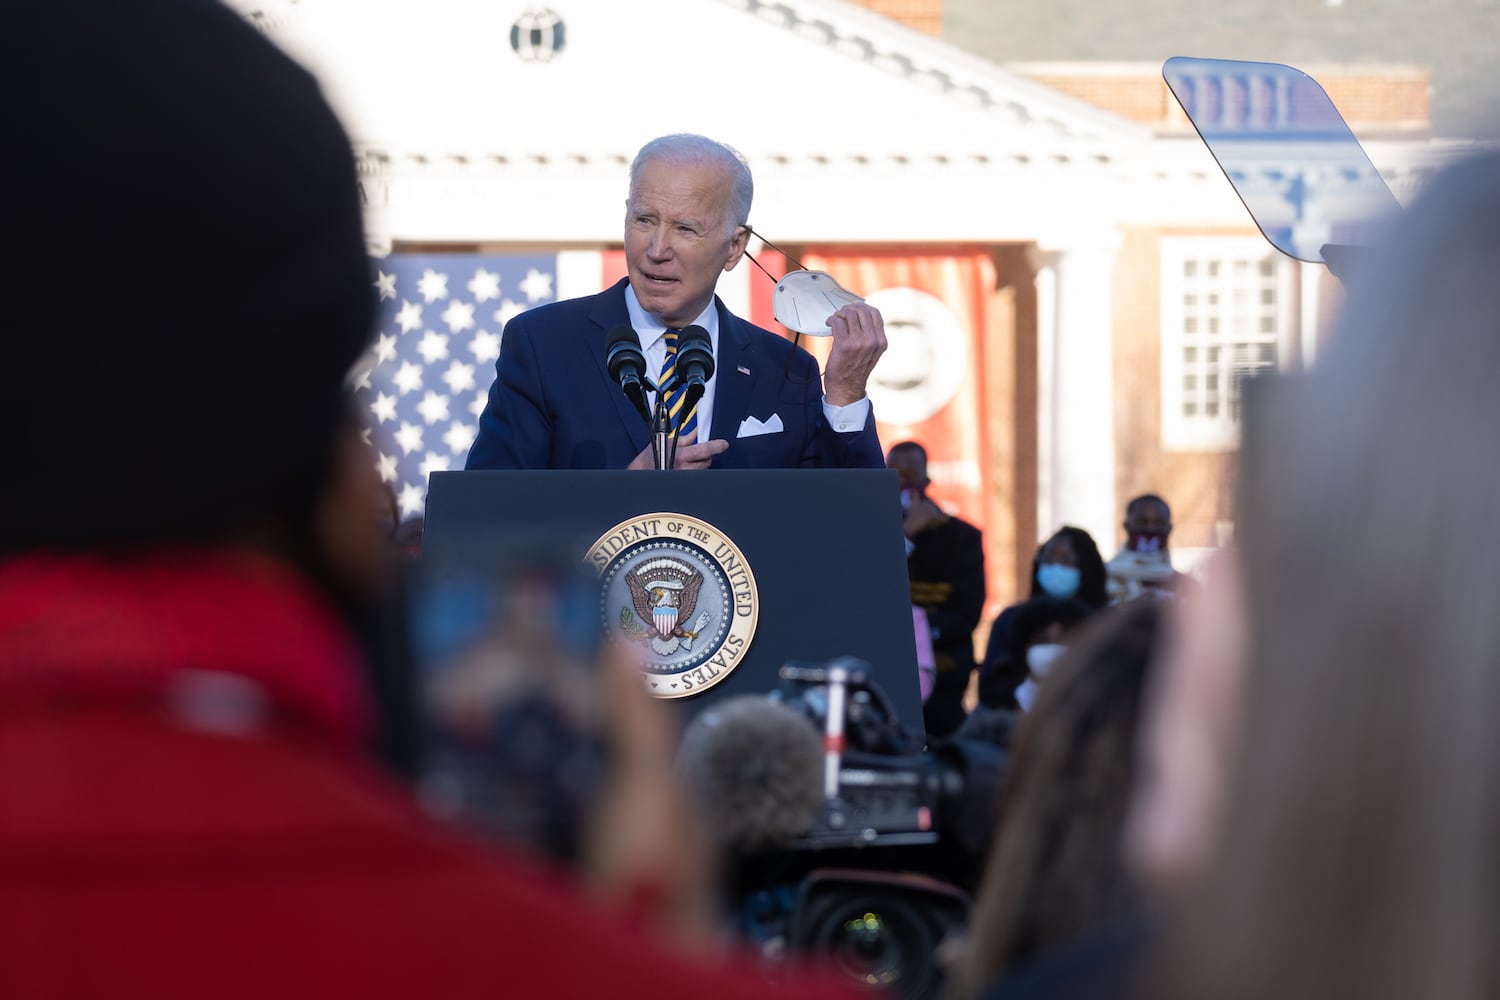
[1160,237,1294,452]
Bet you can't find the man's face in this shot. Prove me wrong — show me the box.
[887,449,929,495]
[1126,499,1172,539]
[624,158,749,329]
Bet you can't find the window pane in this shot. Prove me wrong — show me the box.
[1185,401,1199,416]
[1207,261,1221,277]
[1260,288,1276,305]
[1184,293,1198,307]
[1260,315,1276,333]
[1185,346,1198,363]
[1206,400,1220,416]
[1207,317,1220,334]
[1184,261,1198,278]
[1209,346,1221,363]
[1185,317,1198,333]
[1258,258,1275,276]
[1185,374,1198,391]
[1207,373,1219,391]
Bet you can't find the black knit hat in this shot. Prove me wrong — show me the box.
[1,0,374,550]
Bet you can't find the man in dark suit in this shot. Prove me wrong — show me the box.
[465,134,888,471]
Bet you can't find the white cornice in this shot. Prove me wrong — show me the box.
[712,0,1148,149]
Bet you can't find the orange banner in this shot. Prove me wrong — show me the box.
[802,249,1001,616]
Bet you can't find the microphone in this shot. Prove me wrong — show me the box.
[677,695,824,851]
[605,324,651,423]
[674,324,714,414]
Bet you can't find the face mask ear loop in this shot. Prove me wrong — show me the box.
[742,230,810,362]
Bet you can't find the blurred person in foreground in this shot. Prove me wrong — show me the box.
[978,527,1107,710]
[0,3,854,998]
[946,603,1163,999]
[1140,152,1500,1000]
[889,440,987,738]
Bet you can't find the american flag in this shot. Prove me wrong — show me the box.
[350,254,559,520]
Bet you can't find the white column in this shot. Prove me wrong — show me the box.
[1028,248,1057,539]
[1036,232,1122,549]
[1298,259,1323,368]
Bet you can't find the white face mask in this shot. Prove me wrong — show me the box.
[1026,642,1067,678]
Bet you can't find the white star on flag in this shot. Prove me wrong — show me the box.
[442,360,476,394]
[468,329,501,363]
[441,299,475,333]
[374,271,397,301]
[443,420,477,455]
[397,482,425,518]
[376,452,399,483]
[395,300,423,333]
[469,393,488,418]
[519,268,554,302]
[394,421,425,455]
[494,299,526,328]
[393,360,424,395]
[468,268,501,303]
[370,391,398,424]
[416,391,451,425]
[375,332,397,363]
[417,269,449,303]
[416,330,450,364]
[419,451,452,481]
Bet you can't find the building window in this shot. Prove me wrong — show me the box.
[1160,238,1291,451]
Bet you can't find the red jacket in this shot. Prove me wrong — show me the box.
[0,550,853,1000]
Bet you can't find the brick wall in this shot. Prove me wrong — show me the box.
[845,0,943,36]
[1112,226,1250,554]
[1017,64,1430,133]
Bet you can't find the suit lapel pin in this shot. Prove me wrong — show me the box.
[737,365,750,376]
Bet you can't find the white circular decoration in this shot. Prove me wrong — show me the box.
[864,286,969,425]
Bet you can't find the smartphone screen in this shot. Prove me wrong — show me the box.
[407,539,605,863]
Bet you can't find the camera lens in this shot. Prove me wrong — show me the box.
[805,893,938,997]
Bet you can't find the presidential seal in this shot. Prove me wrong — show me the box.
[588,513,759,699]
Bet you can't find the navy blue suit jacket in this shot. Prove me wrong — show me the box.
[465,279,885,471]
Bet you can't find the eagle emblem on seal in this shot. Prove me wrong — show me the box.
[619,557,713,656]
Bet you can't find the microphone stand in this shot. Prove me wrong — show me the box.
[649,376,676,471]
[647,377,703,471]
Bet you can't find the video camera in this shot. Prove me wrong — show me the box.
[683,658,1006,1000]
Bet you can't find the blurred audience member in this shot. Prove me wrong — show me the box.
[0,3,853,998]
[979,527,1107,709]
[947,603,1164,1000]
[1105,495,1191,605]
[889,440,987,738]
[1007,597,1093,713]
[1147,153,1500,1000]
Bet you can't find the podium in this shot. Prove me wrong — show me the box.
[423,468,925,735]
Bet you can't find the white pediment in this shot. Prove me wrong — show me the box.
[234,0,1151,244]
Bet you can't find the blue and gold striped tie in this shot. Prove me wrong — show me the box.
[657,328,698,437]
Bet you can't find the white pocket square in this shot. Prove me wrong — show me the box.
[737,414,784,438]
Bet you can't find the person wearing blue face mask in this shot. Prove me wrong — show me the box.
[978,527,1108,709]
